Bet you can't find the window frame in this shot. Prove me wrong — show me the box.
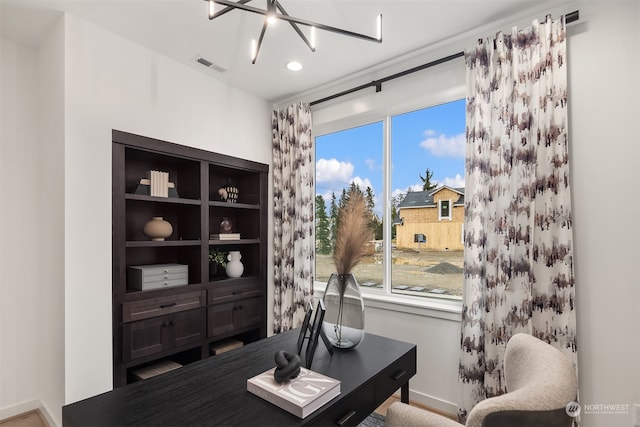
[438,199,452,221]
[312,84,466,314]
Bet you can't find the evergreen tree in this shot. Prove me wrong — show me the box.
[329,192,338,252]
[365,186,382,240]
[420,168,437,191]
[315,195,331,254]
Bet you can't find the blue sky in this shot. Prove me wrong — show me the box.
[316,99,465,214]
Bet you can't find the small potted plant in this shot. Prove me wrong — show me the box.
[209,249,228,279]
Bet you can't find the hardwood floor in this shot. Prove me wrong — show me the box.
[0,411,48,427]
[376,396,458,421]
[1,397,455,427]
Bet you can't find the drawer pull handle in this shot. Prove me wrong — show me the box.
[336,410,357,426]
[392,370,407,381]
[160,303,177,308]
[162,320,175,327]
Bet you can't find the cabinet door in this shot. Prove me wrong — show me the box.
[123,308,205,362]
[171,309,205,348]
[124,316,165,361]
[234,297,262,329]
[208,302,235,337]
[207,296,262,338]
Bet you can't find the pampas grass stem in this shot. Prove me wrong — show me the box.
[334,189,370,279]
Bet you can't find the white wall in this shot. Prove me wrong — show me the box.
[568,2,640,426]
[62,12,272,407]
[309,1,640,426]
[0,36,41,422]
[37,16,66,427]
[1,11,272,426]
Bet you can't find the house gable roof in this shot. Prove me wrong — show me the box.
[397,185,465,209]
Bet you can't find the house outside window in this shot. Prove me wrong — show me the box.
[315,98,465,300]
[439,199,450,220]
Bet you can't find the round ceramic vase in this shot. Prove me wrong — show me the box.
[142,216,173,241]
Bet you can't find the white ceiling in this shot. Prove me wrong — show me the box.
[1,0,558,103]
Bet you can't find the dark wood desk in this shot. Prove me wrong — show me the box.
[63,330,416,426]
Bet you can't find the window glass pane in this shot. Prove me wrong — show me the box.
[391,99,465,298]
[315,122,384,289]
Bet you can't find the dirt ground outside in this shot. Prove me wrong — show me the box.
[315,248,464,297]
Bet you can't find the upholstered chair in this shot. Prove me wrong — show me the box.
[385,333,578,427]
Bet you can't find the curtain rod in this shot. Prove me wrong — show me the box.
[310,10,579,107]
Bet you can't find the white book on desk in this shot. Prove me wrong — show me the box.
[247,367,340,419]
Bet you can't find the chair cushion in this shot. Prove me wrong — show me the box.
[467,334,577,427]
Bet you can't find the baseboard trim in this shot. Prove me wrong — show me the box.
[0,401,54,427]
[411,390,458,416]
[388,389,458,419]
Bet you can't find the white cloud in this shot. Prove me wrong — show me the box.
[365,158,377,171]
[316,158,353,185]
[436,174,465,188]
[351,176,374,192]
[420,130,465,157]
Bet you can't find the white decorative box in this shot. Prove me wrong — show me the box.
[128,263,188,291]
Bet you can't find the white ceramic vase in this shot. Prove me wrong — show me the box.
[225,251,244,278]
[142,216,173,241]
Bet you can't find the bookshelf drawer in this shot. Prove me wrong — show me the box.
[123,290,206,323]
[208,280,262,305]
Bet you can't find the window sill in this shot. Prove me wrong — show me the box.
[313,282,462,322]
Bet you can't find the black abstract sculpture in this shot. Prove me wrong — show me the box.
[273,350,301,383]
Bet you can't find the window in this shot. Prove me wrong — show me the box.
[315,99,465,300]
[439,200,451,220]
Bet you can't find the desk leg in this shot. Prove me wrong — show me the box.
[401,381,409,403]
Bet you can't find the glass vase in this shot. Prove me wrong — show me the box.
[321,273,365,349]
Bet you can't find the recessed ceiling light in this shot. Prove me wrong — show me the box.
[286,61,303,71]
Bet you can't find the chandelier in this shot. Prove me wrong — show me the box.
[206,0,382,64]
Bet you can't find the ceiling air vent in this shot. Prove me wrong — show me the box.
[193,55,226,73]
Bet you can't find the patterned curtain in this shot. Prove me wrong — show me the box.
[460,16,577,421]
[272,103,315,334]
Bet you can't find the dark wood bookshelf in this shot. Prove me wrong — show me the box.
[112,130,268,388]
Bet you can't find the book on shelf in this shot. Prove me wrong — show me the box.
[247,367,341,419]
[149,170,169,197]
[134,178,179,198]
[210,233,241,240]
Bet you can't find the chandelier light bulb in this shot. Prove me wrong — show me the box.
[310,26,316,49]
[376,14,382,41]
[250,39,258,62]
[208,0,215,19]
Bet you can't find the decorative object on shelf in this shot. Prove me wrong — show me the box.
[134,178,179,198]
[218,183,239,203]
[210,233,240,240]
[149,170,170,197]
[273,350,301,383]
[142,216,173,241]
[128,263,188,291]
[322,189,369,349]
[219,217,233,233]
[209,249,228,279]
[207,0,382,65]
[225,251,244,278]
